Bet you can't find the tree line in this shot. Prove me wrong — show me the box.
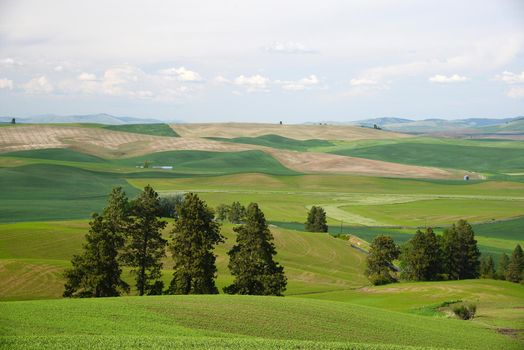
[365,219,523,285]
[64,186,286,297]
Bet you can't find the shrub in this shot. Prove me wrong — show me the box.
[452,303,476,320]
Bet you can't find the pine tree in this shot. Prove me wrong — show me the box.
[441,220,480,280]
[63,187,130,297]
[366,235,399,285]
[121,185,167,296]
[168,193,223,294]
[400,228,441,281]
[216,204,230,221]
[224,203,287,296]
[506,244,524,283]
[228,201,246,223]
[305,206,328,232]
[497,253,510,280]
[480,255,496,279]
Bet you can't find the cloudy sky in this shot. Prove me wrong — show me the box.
[0,0,523,122]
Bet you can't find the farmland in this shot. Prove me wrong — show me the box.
[0,123,523,349]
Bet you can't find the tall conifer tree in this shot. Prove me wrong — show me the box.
[168,193,223,294]
[441,220,480,279]
[497,252,510,280]
[400,228,441,281]
[64,187,130,297]
[366,235,400,285]
[506,244,523,283]
[121,185,167,296]
[225,203,287,296]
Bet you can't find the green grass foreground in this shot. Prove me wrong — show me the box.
[0,295,520,350]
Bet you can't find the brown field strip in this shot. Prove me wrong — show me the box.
[171,122,411,140]
[0,125,251,157]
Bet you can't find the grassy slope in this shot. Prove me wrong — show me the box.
[0,221,367,301]
[208,134,334,151]
[0,164,139,222]
[298,279,524,338]
[103,123,180,137]
[331,142,524,174]
[1,294,521,350]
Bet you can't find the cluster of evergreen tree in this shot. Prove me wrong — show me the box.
[64,187,286,297]
[482,245,523,283]
[400,220,481,281]
[215,201,246,223]
[305,206,328,232]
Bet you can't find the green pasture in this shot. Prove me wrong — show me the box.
[1,293,521,350]
[330,141,524,174]
[103,123,180,137]
[339,198,524,226]
[208,134,334,151]
[299,279,524,331]
[0,148,297,175]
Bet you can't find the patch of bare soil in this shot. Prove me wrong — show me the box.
[496,328,524,338]
[0,125,251,157]
[171,123,411,140]
[267,149,459,179]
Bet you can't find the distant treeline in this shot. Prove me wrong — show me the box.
[64,186,286,298]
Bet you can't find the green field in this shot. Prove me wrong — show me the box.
[208,134,334,151]
[331,141,524,174]
[0,150,298,222]
[103,123,180,137]
[1,292,522,350]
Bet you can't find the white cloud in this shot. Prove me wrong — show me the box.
[57,64,201,102]
[213,75,230,84]
[102,65,142,95]
[264,41,316,54]
[507,87,524,99]
[54,65,64,72]
[495,71,524,84]
[429,74,469,83]
[0,78,14,90]
[351,36,520,88]
[350,78,379,86]
[22,76,53,94]
[234,74,270,92]
[159,67,203,82]
[0,58,21,66]
[276,75,320,91]
[78,72,97,81]
[347,77,389,96]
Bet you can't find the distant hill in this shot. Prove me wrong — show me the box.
[0,113,166,125]
[347,116,524,134]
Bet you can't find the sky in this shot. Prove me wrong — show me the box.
[0,0,523,123]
